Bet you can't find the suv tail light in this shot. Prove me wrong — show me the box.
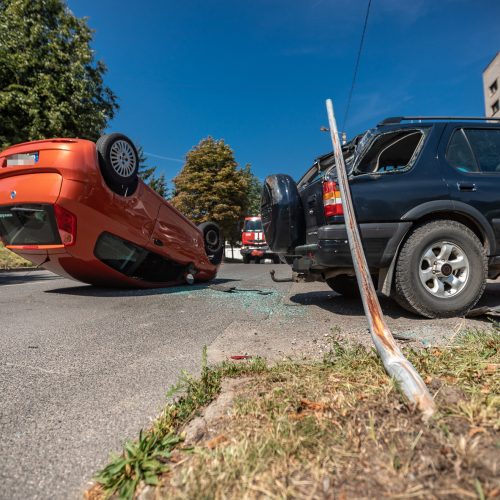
[54,205,77,246]
[323,180,343,217]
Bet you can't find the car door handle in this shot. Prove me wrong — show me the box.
[458,182,477,192]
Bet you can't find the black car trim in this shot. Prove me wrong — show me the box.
[401,200,495,255]
[318,222,402,240]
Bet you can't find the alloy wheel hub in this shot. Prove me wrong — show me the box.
[418,240,469,298]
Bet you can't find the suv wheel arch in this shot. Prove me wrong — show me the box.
[401,200,494,255]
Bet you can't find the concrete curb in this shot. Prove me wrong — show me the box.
[0,267,44,273]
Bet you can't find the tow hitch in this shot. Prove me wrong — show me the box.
[269,269,293,283]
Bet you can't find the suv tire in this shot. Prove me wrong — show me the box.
[394,220,487,318]
[96,133,139,195]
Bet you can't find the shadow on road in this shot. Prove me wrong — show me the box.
[44,277,240,297]
[0,271,62,286]
[289,281,500,321]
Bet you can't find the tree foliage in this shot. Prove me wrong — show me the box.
[0,0,118,148]
[242,165,263,216]
[137,147,169,198]
[171,137,249,242]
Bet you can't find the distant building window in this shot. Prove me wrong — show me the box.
[490,79,498,97]
[492,100,499,116]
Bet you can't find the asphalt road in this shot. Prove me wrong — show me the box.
[1,263,498,499]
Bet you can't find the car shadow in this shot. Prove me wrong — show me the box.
[288,280,500,321]
[0,271,62,286]
[44,277,240,297]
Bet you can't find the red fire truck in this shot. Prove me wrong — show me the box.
[240,216,280,264]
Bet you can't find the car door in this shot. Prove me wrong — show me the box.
[438,124,500,255]
[147,202,206,266]
[297,160,329,245]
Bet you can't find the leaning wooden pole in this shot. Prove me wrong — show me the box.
[325,99,435,419]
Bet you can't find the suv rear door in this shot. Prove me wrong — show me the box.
[297,157,332,244]
[439,124,500,255]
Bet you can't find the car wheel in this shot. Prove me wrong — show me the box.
[242,254,251,264]
[273,254,281,264]
[96,133,139,195]
[198,222,223,265]
[394,220,487,318]
[254,257,261,264]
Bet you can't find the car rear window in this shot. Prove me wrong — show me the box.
[0,204,61,245]
[94,232,184,283]
[243,219,262,231]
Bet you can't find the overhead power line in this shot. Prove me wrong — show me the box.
[144,152,184,163]
[342,0,372,133]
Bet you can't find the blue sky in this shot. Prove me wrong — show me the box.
[68,0,500,182]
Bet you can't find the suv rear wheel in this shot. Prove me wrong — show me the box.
[394,220,487,318]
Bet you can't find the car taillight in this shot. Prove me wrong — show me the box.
[54,205,77,246]
[323,180,344,217]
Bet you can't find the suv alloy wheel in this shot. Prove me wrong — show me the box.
[394,220,487,318]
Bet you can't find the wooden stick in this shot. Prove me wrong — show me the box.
[325,99,435,419]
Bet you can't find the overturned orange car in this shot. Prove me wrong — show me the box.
[0,134,223,287]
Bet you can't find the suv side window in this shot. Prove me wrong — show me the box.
[446,129,479,172]
[465,129,500,173]
[354,129,425,175]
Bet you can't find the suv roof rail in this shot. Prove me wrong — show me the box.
[378,116,500,126]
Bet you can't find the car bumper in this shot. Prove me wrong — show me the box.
[241,245,274,256]
[290,222,411,272]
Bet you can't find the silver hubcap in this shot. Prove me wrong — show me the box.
[109,140,136,177]
[418,240,469,298]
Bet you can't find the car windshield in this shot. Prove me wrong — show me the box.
[244,219,262,231]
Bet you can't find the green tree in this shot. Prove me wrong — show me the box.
[137,147,169,198]
[242,165,263,216]
[0,0,118,148]
[171,137,249,243]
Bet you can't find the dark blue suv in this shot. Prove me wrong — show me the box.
[262,117,500,318]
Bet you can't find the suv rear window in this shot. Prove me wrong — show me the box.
[0,204,61,245]
[446,128,500,173]
[94,232,184,282]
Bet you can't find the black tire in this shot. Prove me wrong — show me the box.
[255,257,261,264]
[96,133,139,195]
[198,222,223,265]
[242,254,251,264]
[273,254,281,264]
[394,220,487,318]
[326,275,378,297]
[261,174,305,253]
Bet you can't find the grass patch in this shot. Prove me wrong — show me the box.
[0,243,33,269]
[89,331,499,499]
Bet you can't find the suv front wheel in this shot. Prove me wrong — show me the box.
[394,220,487,318]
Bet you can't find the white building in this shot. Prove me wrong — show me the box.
[483,52,500,117]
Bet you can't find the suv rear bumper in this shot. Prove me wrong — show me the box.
[290,222,411,272]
